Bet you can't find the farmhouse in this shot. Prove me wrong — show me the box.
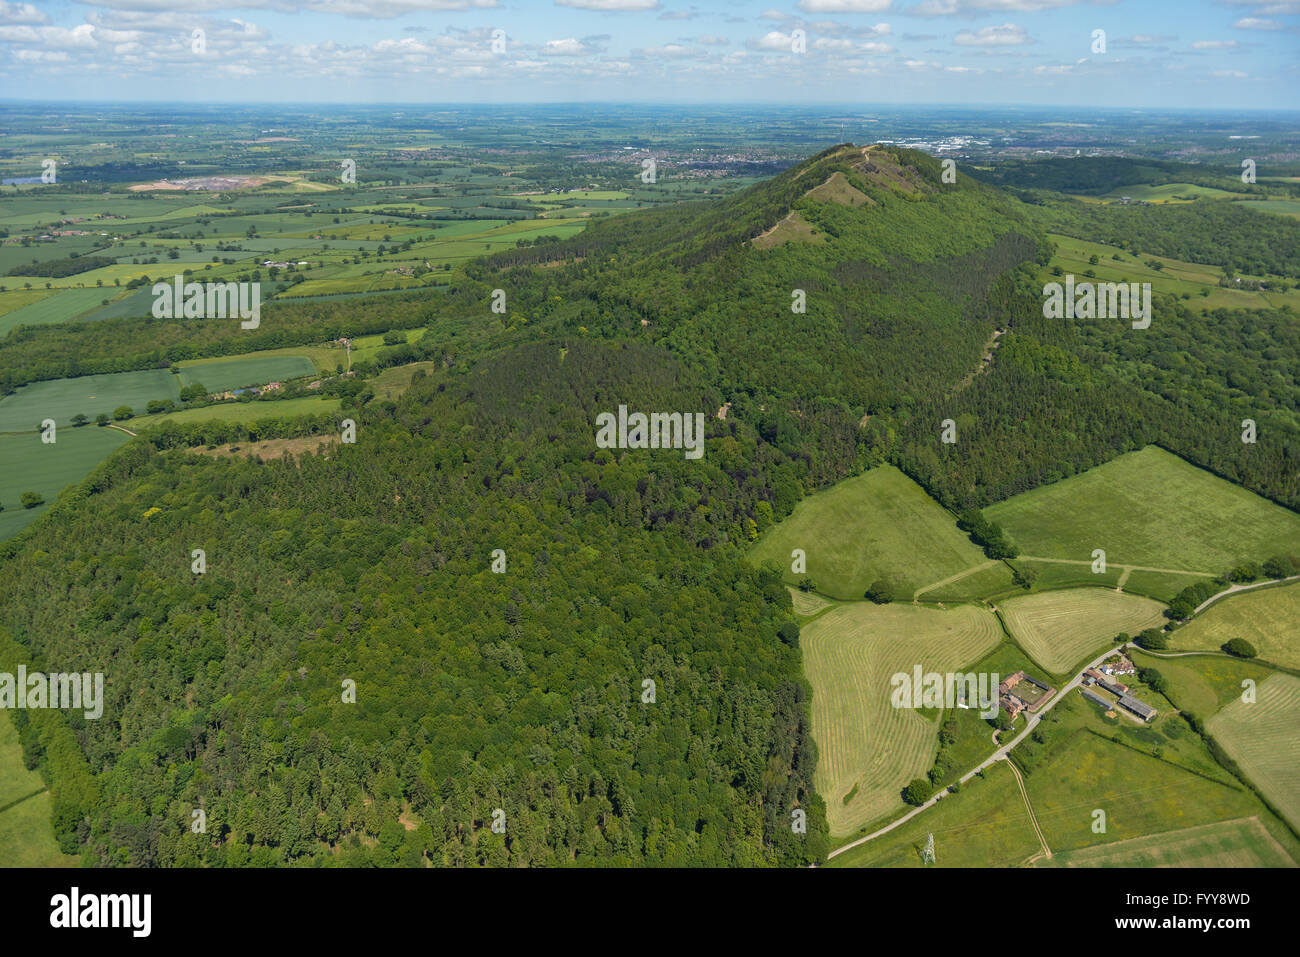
[998,670,1056,719]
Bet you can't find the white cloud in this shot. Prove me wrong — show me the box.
[0,1,44,25]
[1231,18,1283,30]
[540,37,591,55]
[913,0,1086,15]
[954,23,1030,46]
[554,0,660,10]
[1211,69,1247,78]
[1192,40,1239,49]
[797,0,892,11]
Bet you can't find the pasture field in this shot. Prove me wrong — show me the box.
[1041,817,1296,867]
[801,601,1003,836]
[0,714,78,868]
[0,369,179,431]
[1130,649,1274,718]
[986,447,1300,575]
[1172,582,1300,669]
[828,761,1042,867]
[1025,728,1267,855]
[749,465,1007,600]
[176,355,317,392]
[0,427,132,540]
[998,588,1168,674]
[1240,199,1300,219]
[178,343,341,374]
[134,396,342,429]
[1208,674,1300,831]
[1042,233,1300,311]
[0,287,125,336]
[370,361,437,401]
[1098,183,1240,203]
[1006,559,1124,595]
[921,562,1020,603]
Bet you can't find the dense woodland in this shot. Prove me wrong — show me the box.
[3,145,1298,866]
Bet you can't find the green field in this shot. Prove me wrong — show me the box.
[801,601,1003,836]
[1098,183,1240,203]
[1240,199,1300,219]
[1130,648,1273,717]
[987,447,1300,576]
[0,287,124,336]
[1025,728,1268,855]
[0,714,78,867]
[1042,233,1300,312]
[1173,582,1300,669]
[177,355,317,392]
[749,465,1009,600]
[999,588,1168,675]
[0,427,131,540]
[369,361,436,401]
[0,369,179,431]
[135,395,342,429]
[1042,816,1296,867]
[828,761,1042,867]
[1208,673,1300,831]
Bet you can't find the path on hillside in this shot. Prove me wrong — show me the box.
[1016,555,1215,577]
[1192,574,1300,615]
[827,644,1122,861]
[107,424,137,437]
[913,560,1001,599]
[1007,759,1051,861]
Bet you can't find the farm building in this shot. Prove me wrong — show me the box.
[1119,694,1158,722]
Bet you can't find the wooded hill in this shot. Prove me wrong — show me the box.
[2,144,1298,866]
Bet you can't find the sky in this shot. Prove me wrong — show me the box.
[0,0,1297,108]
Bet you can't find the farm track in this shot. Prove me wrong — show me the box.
[1008,760,1051,862]
[1017,555,1215,577]
[827,644,1126,860]
[912,560,1001,599]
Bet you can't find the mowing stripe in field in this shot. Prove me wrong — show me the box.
[1208,673,1300,831]
[802,601,1003,837]
[998,587,1168,674]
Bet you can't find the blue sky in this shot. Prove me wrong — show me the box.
[0,0,1296,107]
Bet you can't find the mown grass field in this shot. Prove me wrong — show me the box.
[176,355,317,392]
[828,761,1041,867]
[0,369,178,431]
[0,427,131,540]
[749,465,1009,600]
[987,447,1300,575]
[998,588,1168,674]
[1208,673,1300,831]
[788,587,835,619]
[1041,816,1296,867]
[1173,582,1300,669]
[0,714,78,867]
[801,601,1003,836]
